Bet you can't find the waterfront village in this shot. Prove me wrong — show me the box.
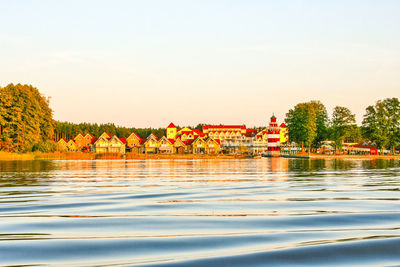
[56,115,383,156]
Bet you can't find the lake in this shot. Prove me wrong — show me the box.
[0,158,399,266]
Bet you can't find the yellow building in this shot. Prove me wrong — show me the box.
[74,133,94,150]
[205,138,221,154]
[203,125,246,140]
[144,134,159,153]
[57,138,68,151]
[93,136,109,153]
[74,134,85,150]
[127,132,142,147]
[192,137,206,154]
[93,135,126,154]
[67,140,77,152]
[280,123,288,143]
[176,127,204,142]
[174,137,186,154]
[109,136,126,154]
[158,136,174,154]
[166,123,177,139]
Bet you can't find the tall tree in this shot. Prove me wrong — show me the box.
[285,100,328,154]
[362,98,400,154]
[331,106,357,152]
[0,84,55,152]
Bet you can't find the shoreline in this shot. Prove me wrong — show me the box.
[309,154,400,160]
[0,151,399,161]
[0,152,251,161]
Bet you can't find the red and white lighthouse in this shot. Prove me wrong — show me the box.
[267,115,281,156]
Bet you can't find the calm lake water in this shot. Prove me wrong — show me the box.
[0,158,400,266]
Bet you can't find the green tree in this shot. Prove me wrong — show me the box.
[0,84,55,152]
[362,98,400,154]
[285,100,328,154]
[330,106,357,152]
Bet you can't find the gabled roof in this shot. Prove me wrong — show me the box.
[94,136,109,144]
[180,131,194,135]
[192,136,205,144]
[177,127,192,134]
[100,132,112,139]
[127,132,143,144]
[74,133,84,140]
[128,132,141,140]
[109,135,124,144]
[167,138,176,145]
[350,143,377,149]
[167,122,177,128]
[280,123,287,128]
[147,133,158,140]
[158,136,173,144]
[245,129,258,137]
[174,138,185,146]
[192,129,205,137]
[58,138,68,143]
[205,137,221,145]
[85,133,94,139]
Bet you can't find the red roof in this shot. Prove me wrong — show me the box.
[148,133,159,140]
[129,132,142,140]
[350,144,377,149]
[167,138,175,144]
[192,129,205,136]
[280,123,287,128]
[103,132,112,138]
[167,122,177,128]
[119,138,127,144]
[91,138,98,144]
[203,125,246,130]
[85,133,94,139]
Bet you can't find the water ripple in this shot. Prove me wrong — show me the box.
[0,158,399,266]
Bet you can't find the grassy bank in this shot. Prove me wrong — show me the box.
[0,151,94,161]
[0,151,36,160]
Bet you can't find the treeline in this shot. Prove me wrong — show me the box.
[54,121,166,141]
[0,83,168,152]
[285,98,400,154]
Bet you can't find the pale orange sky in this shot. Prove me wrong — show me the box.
[1,1,399,127]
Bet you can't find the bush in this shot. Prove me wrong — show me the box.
[32,140,58,153]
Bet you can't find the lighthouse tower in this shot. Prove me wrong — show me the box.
[267,115,281,156]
